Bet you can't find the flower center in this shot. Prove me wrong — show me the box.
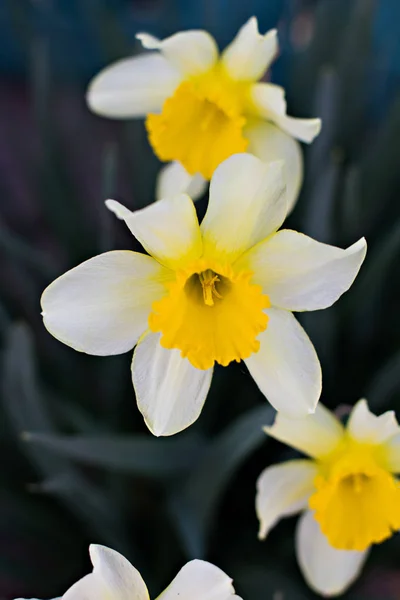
[198,269,223,306]
[145,66,250,180]
[148,260,270,370]
[309,441,400,551]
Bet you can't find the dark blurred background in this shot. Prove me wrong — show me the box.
[1,0,400,598]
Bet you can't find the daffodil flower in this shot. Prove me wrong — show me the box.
[41,153,366,436]
[56,544,241,600]
[256,399,400,596]
[87,17,321,211]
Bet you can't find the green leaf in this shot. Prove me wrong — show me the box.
[2,322,65,477]
[366,350,400,411]
[169,405,273,558]
[22,431,205,478]
[346,219,400,342]
[1,323,130,552]
[235,565,309,600]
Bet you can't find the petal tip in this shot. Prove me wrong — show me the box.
[105,199,132,220]
[136,32,160,49]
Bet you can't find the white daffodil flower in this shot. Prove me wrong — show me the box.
[87,17,321,212]
[43,544,241,600]
[41,153,366,436]
[256,399,400,597]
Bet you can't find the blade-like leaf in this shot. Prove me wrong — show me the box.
[22,432,205,478]
[366,350,400,411]
[169,405,273,558]
[1,322,130,552]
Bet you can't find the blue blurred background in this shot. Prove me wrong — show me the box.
[1,1,400,598]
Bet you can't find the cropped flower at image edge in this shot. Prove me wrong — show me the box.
[87,17,321,211]
[41,153,366,436]
[48,544,241,600]
[256,399,400,597]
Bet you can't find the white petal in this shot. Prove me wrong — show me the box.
[239,230,367,312]
[86,54,181,118]
[250,87,321,143]
[264,403,344,459]
[245,308,321,417]
[222,17,278,81]
[63,574,108,600]
[132,332,213,436]
[106,197,202,270]
[201,153,286,263]
[157,560,241,600]
[272,114,321,144]
[347,399,400,444]
[137,30,218,77]
[156,162,207,202]
[245,120,302,214]
[41,251,169,356]
[250,83,287,116]
[296,511,369,597]
[92,545,149,600]
[256,460,317,540]
[63,545,149,600]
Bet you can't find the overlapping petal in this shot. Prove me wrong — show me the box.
[264,403,344,459]
[250,83,287,116]
[348,399,400,445]
[63,574,107,600]
[157,560,241,600]
[132,332,213,436]
[156,161,207,201]
[201,153,286,263]
[86,54,181,118]
[256,460,317,540]
[250,84,321,143]
[296,511,369,597]
[41,251,170,356]
[106,196,202,270]
[239,230,367,311]
[245,120,302,214]
[63,545,149,600]
[383,433,400,473]
[222,17,277,81]
[245,308,321,417]
[272,114,321,144]
[137,30,218,77]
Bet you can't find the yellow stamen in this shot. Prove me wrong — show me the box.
[199,269,222,306]
[146,66,251,180]
[309,440,400,551]
[148,260,270,370]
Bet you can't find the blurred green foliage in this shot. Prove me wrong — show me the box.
[1,1,400,599]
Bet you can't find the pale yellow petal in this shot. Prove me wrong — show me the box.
[222,17,278,81]
[132,332,213,436]
[245,308,321,417]
[90,545,149,600]
[157,560,241,600]
[201,153,286,263]
[347,399,400,444]
[137,30,218,77]
[156,162,207,202]
[264,403,344,459]
[63,545,150,600]
[41,251,170,355]
[106,196,202,270]
[86,54,181,118]
[296,511,369,597]
[256,460,317,540]
[245,119,302,214]
[238,230,367,311]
